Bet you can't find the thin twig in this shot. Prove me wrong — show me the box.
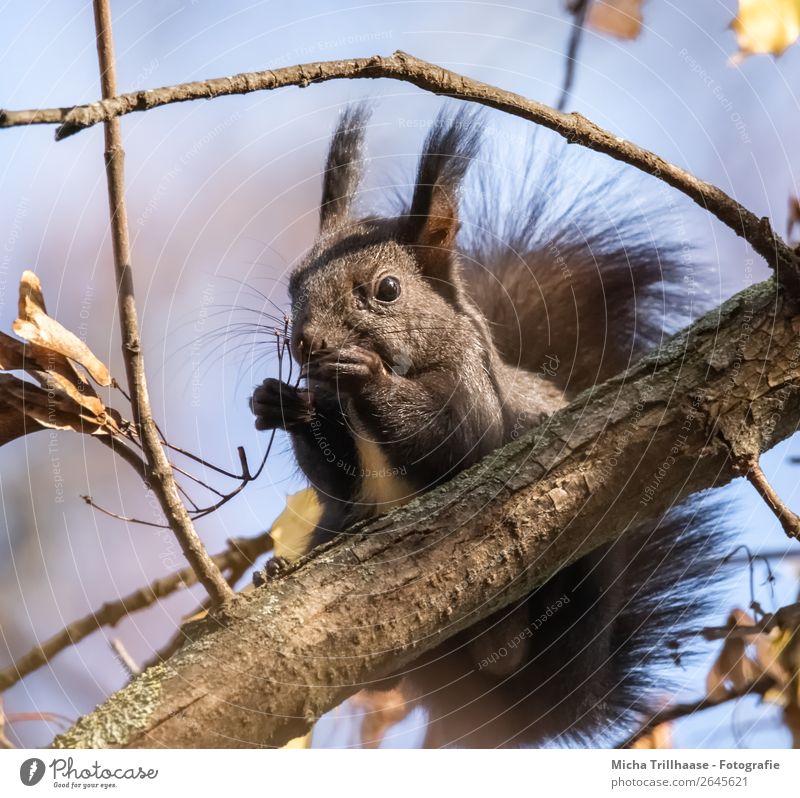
[110,639,140,678]
[80,495,168,528]
[557,0,590,111]
[0,698,13,748]
[699,601,800,642]
[619,674,777,748]
[0,531,273,693]
[734,453,800,540]
[91,0,231,605]
[1,50,796,288]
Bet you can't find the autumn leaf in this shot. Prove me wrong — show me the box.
[281,732,312,749]
[0,271,125,447]
[587,0,643,40]
[788,195,800,243]
[731,0,800,61]
[352,688,412,748]
[14,270,112,387]
[631,721,672,749]
[706,610,762,700]
[270,488,322,562]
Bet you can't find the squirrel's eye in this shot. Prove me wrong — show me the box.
[375,275,401,303]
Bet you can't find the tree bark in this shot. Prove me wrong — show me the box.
[51,278,800,748]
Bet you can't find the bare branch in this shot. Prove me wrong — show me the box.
[110,639,140,678]
[733,453,800,540]
[700,602,800,641]
[619,674,776,749]
[557,0,591,111]
[1,50,797,288]
[91,0,231,605]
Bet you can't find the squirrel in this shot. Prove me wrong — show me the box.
[250,104,724,747]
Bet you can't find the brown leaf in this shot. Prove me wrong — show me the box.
[731,0,800,61]
[0,374,105,437]
[789,195,800,242]
[0,330,102,415]
[0,397,45,446]
[706,611,761,700]
[631,721,672,749]
[587,0,643,40]
[352,688,412,748]
[14,271,112,387]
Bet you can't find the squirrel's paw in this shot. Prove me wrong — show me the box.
[250,378,312,431]
[305,345,385,393]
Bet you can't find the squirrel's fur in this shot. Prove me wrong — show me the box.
[250,105,726,747]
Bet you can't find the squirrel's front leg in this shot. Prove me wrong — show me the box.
[250,378,313,431]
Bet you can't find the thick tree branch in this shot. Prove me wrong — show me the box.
[91,0,231,605]
[50,277,800,749]
[1,50,797,290]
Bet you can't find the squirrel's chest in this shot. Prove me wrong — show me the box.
[350,416,413,515]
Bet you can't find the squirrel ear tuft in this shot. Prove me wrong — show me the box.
[404,108,482,289]
[319,104,372,233]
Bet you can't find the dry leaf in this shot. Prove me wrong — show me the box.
[587,0,643,40]
[731,0,800,60]
[789,196,800,242]
[785,701,800,748]
[0,273,127,447]
[0,398,46,446]
[270,488,322,562]
[281,733,312,749]
[706,611,761,700]
[0,374,105,436]
[351,688,412,749]
[631,721,672,749]
[14,270,112,387]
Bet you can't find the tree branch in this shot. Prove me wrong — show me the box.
[50,277,800,748]
[732,453,800,540]
[619,674,777,749]
[1,50,797,290]
[0,531,272,693]
[91,0,231,605]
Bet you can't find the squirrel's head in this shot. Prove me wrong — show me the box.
[289,105,486,378]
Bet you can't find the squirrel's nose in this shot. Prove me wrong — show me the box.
[296,330,328,359]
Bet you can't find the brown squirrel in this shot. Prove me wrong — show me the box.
[250,105,723,747]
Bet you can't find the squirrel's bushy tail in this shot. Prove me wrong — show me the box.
[408,498,729,748]
[458,129,700,395]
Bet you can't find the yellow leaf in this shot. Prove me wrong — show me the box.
[731,0,800,60]
[631,721,672,749]
[270,488,321,562]
[281,732,312,749]
[587,0,643,40]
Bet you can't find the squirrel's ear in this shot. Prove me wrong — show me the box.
[320,104,371,233]
[404,109,481,289]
